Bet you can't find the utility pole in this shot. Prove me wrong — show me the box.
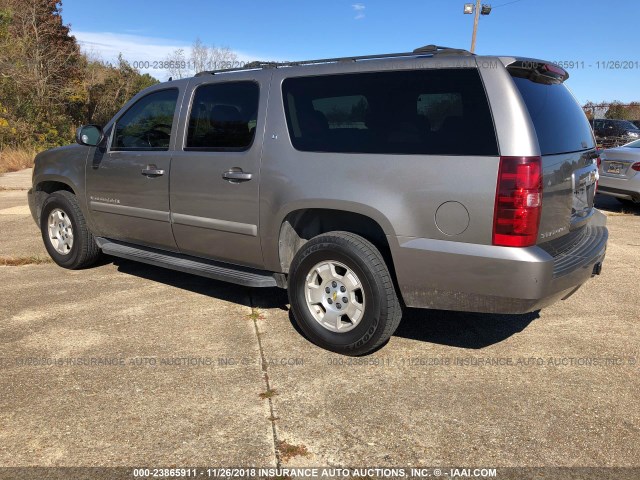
[464,2,492,53]
[470,0,481,53]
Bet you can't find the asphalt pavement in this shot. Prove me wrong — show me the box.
[0,169,638,471]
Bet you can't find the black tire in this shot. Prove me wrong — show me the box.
[40,190,101,269]
[288,231,402,355]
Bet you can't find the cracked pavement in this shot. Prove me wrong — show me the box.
[0,169,638,468]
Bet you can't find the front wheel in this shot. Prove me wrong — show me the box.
[288,232,402,355]
[40,191,101,269]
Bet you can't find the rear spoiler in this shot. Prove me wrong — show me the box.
[501,58,569,85]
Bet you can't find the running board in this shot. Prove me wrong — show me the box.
[96,237,278,288]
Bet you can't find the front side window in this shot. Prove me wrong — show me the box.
[112,89,179,151]
[282,69,498,156]
[186,82,259,151]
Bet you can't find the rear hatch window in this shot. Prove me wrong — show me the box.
[512,76,595,155]
[509,67,598,243]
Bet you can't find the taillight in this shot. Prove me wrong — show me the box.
[632,162,640,172]
[493,156,543,247]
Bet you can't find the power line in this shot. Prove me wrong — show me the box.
[492,0,528,9]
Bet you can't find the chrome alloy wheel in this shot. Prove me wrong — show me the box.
[304,260,366,333]
[47,208,74,255]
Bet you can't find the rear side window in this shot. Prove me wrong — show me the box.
[186,81,259,151]
[113,89,179,151]
[282,69,498,156]
[512,76,595,155]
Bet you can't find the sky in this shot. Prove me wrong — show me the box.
[61,0,640,104]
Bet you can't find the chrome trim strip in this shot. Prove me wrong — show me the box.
[171,212,258,236]
[90,201,170,222]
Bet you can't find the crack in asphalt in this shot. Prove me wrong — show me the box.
[249,291,282,468]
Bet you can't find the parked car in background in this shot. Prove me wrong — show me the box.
[592,119,640,148]
[598,139,640,205]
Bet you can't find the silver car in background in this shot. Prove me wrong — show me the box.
[598,139,640,205]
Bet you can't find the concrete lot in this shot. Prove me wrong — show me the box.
[0,169,638,469]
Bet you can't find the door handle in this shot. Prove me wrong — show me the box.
[142,165,165,177]
[222,169,252,183]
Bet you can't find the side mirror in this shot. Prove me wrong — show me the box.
[75,125,104,147]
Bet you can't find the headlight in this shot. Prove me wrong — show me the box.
[628,132,639,138]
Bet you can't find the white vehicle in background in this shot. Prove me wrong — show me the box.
[598,139,640,206]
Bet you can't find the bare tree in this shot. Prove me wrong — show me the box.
[164,39,240,78]
[191,38,208,73]
[165,48,189,79]
[206,45,238,71]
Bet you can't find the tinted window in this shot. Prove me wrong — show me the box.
[113,89,178,151]
[312,95,368,130]
[615,120,639,131]
[512,77,594,155]
[186,82,259,150]
[282,69,498,156]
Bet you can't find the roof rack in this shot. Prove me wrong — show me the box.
[195,45,473,76]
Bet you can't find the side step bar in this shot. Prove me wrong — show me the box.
[96,237,278,288]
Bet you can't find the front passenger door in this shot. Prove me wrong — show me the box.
[86,88,181,251]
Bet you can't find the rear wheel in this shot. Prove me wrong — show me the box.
[40,191,101,269]
[288,232,402,355]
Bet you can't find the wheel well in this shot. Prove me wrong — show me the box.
[33,181,75,224]
[278,209,392,273]
[36,181,74,195]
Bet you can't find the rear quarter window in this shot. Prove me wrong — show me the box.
[512,76,594,155]
[282,69,498,156]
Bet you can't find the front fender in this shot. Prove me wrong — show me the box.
[32,144,92,229]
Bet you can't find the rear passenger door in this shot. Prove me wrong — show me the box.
[169,73,269,268]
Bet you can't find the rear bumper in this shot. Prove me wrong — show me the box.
[393,210,608,314]
[598,175,640,201]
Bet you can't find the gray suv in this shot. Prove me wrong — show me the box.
[28,46,608,355]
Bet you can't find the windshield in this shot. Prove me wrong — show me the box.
[624,139,640,148]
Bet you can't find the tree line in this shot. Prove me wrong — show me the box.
[583,101,640,121]
[0,0,157,150]
[1,0,639,154]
